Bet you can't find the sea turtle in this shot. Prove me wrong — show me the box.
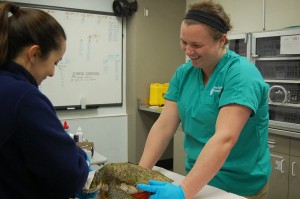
[83,162,173,199]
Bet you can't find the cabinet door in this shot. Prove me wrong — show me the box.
[269,152,289,199]
[268,133,290,154]
[290,138,300,157]
[289,155,300,199]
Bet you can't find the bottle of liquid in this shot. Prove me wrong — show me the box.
[73,134,79,142]
[63,121,74,138]
[76,126,84,142]
[63,121,70,134]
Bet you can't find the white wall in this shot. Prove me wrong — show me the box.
[265,0,300,30]
[14,0,114,12]
[186,0,300,33]
[13,0,128,163]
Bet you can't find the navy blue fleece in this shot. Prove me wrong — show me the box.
[0,62,89,199]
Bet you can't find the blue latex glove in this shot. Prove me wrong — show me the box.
[86,152,91,162]
[75,153,96,198]
[85,152,93,172]
[137,180,185,199]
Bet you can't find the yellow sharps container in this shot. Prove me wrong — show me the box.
[149,83,169,106]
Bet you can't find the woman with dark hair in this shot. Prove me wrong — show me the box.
[137,1,271,199]
[0,2,89,198]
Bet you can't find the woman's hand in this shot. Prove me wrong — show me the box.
[137,180,185,199]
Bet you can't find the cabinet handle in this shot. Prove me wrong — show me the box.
[292,162,296,176]
[268,140,276,145]
[280,159,285,173]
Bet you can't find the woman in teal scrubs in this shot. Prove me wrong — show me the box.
[137,1,271,199]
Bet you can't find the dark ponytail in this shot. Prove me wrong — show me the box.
[0,2,66,68]
[0,2,13,67]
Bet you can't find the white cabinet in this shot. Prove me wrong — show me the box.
[251,28,300,133]
[289,138,300,198]
[228,29,300,133]
[288,155,300,198]
[228,28,300,199]
[269,129,300,199]
[227,33,251,60]
[269,132,290,199]
[270,151,290,199]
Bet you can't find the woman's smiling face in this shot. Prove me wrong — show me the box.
[180,22,225,70]
[30,40,66,85]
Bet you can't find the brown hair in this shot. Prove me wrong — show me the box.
[184,0,232,45]
[0,2,66,68]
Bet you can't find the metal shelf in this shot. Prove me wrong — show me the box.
[269,127,300,138]
[251,56,300,60]
[269,103,300,108]
[265,79,300,84]
[138,105,162,114]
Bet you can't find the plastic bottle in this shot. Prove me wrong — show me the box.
[63,121,74,138]
[76,126,84,142]
[63,121,70,134]
[73,134,79,142]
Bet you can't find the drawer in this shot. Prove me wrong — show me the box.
[268,133,290,154]
[290,137,300,157]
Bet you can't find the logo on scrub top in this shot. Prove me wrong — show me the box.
[210,86,223,95]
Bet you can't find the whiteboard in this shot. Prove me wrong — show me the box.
[29,6,124,109]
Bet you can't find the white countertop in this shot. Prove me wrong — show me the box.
[90,151,107,166]
[153,166,246,199]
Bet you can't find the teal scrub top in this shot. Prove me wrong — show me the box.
[165,49,271,196]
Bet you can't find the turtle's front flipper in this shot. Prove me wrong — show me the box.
[108,181,135,199]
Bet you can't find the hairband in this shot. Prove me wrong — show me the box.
[184,9,227,33]
[10,5,20,15]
